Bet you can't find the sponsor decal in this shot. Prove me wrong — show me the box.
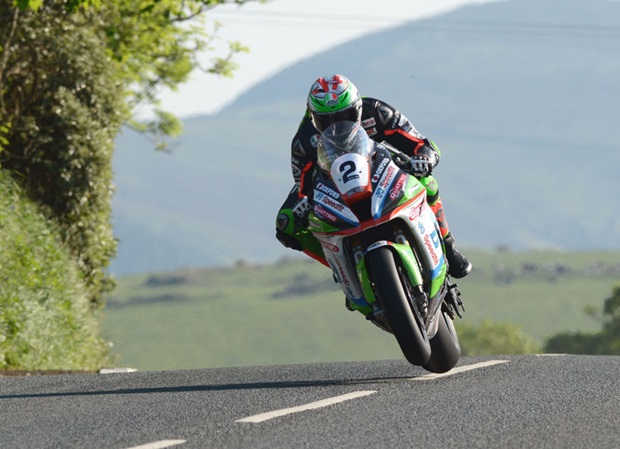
[372,157,390,183]
[320,195,346,212]
[431,229,440,248]
[389,174,407,200]
[417,221,426,234]
[322,241,340,253]
[366,127,378,137]
[333,257,351,287]
[361,117,376,128]
[424,232,440,265]
[398,114,408,127]
[348,186,366,195]
[380,165,396,189]
[391,112,400,128]
[408,205,422,222]
[375,186,386,200]
[316,182,340,199]
[314,205,337,222]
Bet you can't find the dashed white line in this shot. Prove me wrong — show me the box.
[235,390,377,423]
[124,440,186,449]
[237,360,508,423]
[413,359,509,381]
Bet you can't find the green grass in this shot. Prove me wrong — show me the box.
[453,250,618,340]
[102,250,619,371]
[0,171,110,370]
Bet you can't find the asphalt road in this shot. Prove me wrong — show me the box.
[0,355,618,449]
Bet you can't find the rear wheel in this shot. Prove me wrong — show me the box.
[366,247,431,366]
[422,310,461,373]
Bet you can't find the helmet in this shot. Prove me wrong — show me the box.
[307,74,362,133]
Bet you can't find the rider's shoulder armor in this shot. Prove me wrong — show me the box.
[291,112,322,185]
[361,97,429,157]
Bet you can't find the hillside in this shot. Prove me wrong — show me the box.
[102,249,620,371]
[111,0,620,275]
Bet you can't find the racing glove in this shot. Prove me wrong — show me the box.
[291,195,312,230]
[407,146,438,177]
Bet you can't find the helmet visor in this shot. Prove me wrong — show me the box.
[312,105,362,133]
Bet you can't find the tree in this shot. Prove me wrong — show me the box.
[457,320,541,355]
[544,285,620,355]
[0,0,253,305]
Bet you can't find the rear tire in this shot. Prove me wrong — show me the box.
[422,311,461,373]
[366,247,431,366]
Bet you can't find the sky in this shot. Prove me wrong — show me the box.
[151,0,496,118]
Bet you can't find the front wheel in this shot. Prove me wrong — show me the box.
[422,310,461,373]
[366,247,431,366]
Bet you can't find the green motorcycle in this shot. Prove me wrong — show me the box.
[308,121,464,373]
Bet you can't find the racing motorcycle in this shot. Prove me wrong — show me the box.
[307,121,465,373]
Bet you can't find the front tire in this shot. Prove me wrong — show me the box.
[422,310,461,373]
[366,247,431,366]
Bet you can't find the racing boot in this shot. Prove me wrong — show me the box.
[423,186,472,279]
[443,234,472,279]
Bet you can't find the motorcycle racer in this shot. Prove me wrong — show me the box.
[275,74,472,279]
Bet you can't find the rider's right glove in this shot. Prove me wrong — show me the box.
[291,195,312,230]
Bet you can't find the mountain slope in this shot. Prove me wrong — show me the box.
[111,0,620,275]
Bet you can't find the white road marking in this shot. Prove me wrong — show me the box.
[235,390,377,423]
[124,440,186,449]
[413,359,509,381]
[236,360,507,423]
[99,367,138,374]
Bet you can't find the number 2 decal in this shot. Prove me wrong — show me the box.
[339,161,359,183]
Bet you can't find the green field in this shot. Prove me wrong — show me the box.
[101,250,619,371]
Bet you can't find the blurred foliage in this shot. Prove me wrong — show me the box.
[545,285,620,355]
[0,171,110,370]
[0,0,251,307]
[0,0,253,368]
[457,320,541,356]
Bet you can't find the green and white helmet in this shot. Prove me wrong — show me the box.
[307,74,363,132]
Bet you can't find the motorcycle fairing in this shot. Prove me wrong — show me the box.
[312,182,360,229]
[317,232,370,312]
[329,152,372,203]
[370,146,417,220]
[309,140,448,314]
[414,203,447,298]
[308,147,426,237]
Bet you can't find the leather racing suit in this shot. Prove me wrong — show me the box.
[275,97,449,267]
